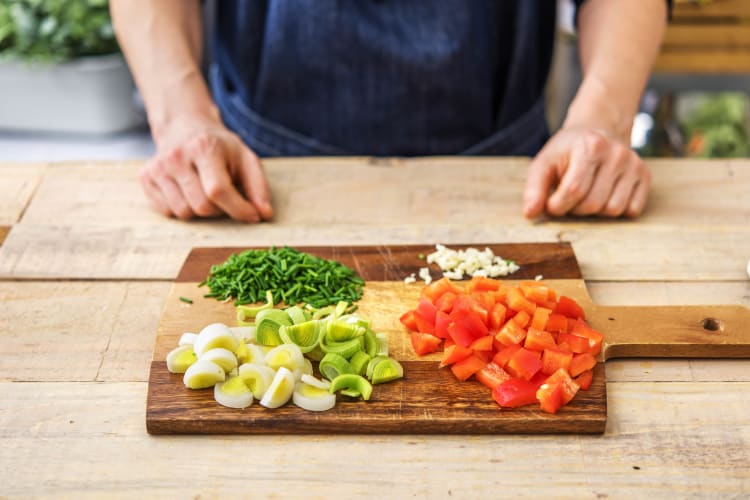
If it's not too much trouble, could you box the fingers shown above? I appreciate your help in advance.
[524,146,560,219]
[570,143,629,216]
[545,134,601,216]
[190,132,262,223]
[145,158,195,220]
[237,148,274,220]
[168,148,223,218]
[139,164,172,217]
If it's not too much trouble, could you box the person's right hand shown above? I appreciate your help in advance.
[140,115,273,223]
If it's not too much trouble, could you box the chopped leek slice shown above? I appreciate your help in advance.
[178,332,198,346]
[326,320,363,342]
[320,335,362,359]
[375,333,389,356]
[362,329,378,357]
[236,290,274,323]
[260,367,295,409]
[264,343,305,373]
[329,374,373,401]
[193,323,239,357]
[199,347,238,373]
[286,305,308,325]
[300,374,331,390]
[236,342,265,365]
[279,321,322,353]
[229,326,257,343]
[255,309,292,346]
[292,382,336,412]
[214,375,254,409]
[166,345,197,374]
[371,357,404,384]
[366,355,389,380]
[319,352,354,381]
[183,359,226,389]
[238,363,276,400]
[349,351,371,376]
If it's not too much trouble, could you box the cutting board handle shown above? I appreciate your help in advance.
[592,304,750,360]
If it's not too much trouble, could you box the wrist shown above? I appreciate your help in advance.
[562,75,636,145]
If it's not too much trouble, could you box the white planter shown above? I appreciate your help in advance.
[0,53,145,134]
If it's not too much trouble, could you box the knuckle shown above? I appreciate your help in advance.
[190,131,219,156]
[193,199,216,217]
[584,131,607,153]
[203,180,227,200]
[563,181,587,201]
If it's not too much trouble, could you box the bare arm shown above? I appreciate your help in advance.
[111,0,272,222]
[524,0,667,218]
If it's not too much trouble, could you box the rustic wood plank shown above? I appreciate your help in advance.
[14,159,750,227]
[0,281,169,383]
[1,381,748,498]
[1,221,747,281]
[0,226,8,246]
[1,159,747,280]
[0,163,46,224]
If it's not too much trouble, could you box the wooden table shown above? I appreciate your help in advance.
[1,157,748,498]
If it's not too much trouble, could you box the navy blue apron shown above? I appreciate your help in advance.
[210,1,555,157]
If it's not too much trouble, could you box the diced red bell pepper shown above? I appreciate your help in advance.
[410,331,442,356]
[556,295,585,320]
[434,291,457,314]
[448,308,488,345]
[541,348,573,375]
[413,309,435,335]
[489,302,507,332]
[433,310,451,339]
[507,287,537,316]
[557,332,591,354]
[530,306,551,332]
[512,310,531,328]
[575,369,594,390]
[544,368,580,405]
[493,378,540,408]
[571,319,604,355]
[467,276,503,292]
[416,296,437,324]
[524,328,557,352]
[495,319,527,346]
[399,310,418,331]
[475,362,511,390]
[506,347,543,381]
[439,342,472,368]
[545,313,568,334]
[469,334,494,352]
[421,277,460,303]
[450,353,486,382]
[492,344,522,369]
[536,381,564,414]
[520,283,550,305]
[569,352,597,377]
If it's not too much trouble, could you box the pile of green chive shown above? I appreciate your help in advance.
[200,246,365,308]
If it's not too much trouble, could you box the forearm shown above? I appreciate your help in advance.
[110,0,219,144]
[563,0,667,143]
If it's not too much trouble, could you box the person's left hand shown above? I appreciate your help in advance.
[523,127,651,219]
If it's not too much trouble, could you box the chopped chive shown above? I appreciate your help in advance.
[179,296,193,304]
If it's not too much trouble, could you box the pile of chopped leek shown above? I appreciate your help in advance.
[166,297,403,411]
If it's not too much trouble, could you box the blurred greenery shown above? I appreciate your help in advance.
[683,93,750,158]
[0,0,118,62]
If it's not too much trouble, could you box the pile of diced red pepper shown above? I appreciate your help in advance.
[399,277,603,414]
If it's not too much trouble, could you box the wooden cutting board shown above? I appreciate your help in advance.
[146,243,750,435]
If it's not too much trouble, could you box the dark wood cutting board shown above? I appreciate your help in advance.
[146,243,750,435]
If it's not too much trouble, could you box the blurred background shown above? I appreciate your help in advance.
[0,0,748,162]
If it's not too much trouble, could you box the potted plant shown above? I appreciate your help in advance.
[0,0,143,134]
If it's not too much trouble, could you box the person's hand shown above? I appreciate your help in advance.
[523,127,651,219]
[140,115,273,222]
